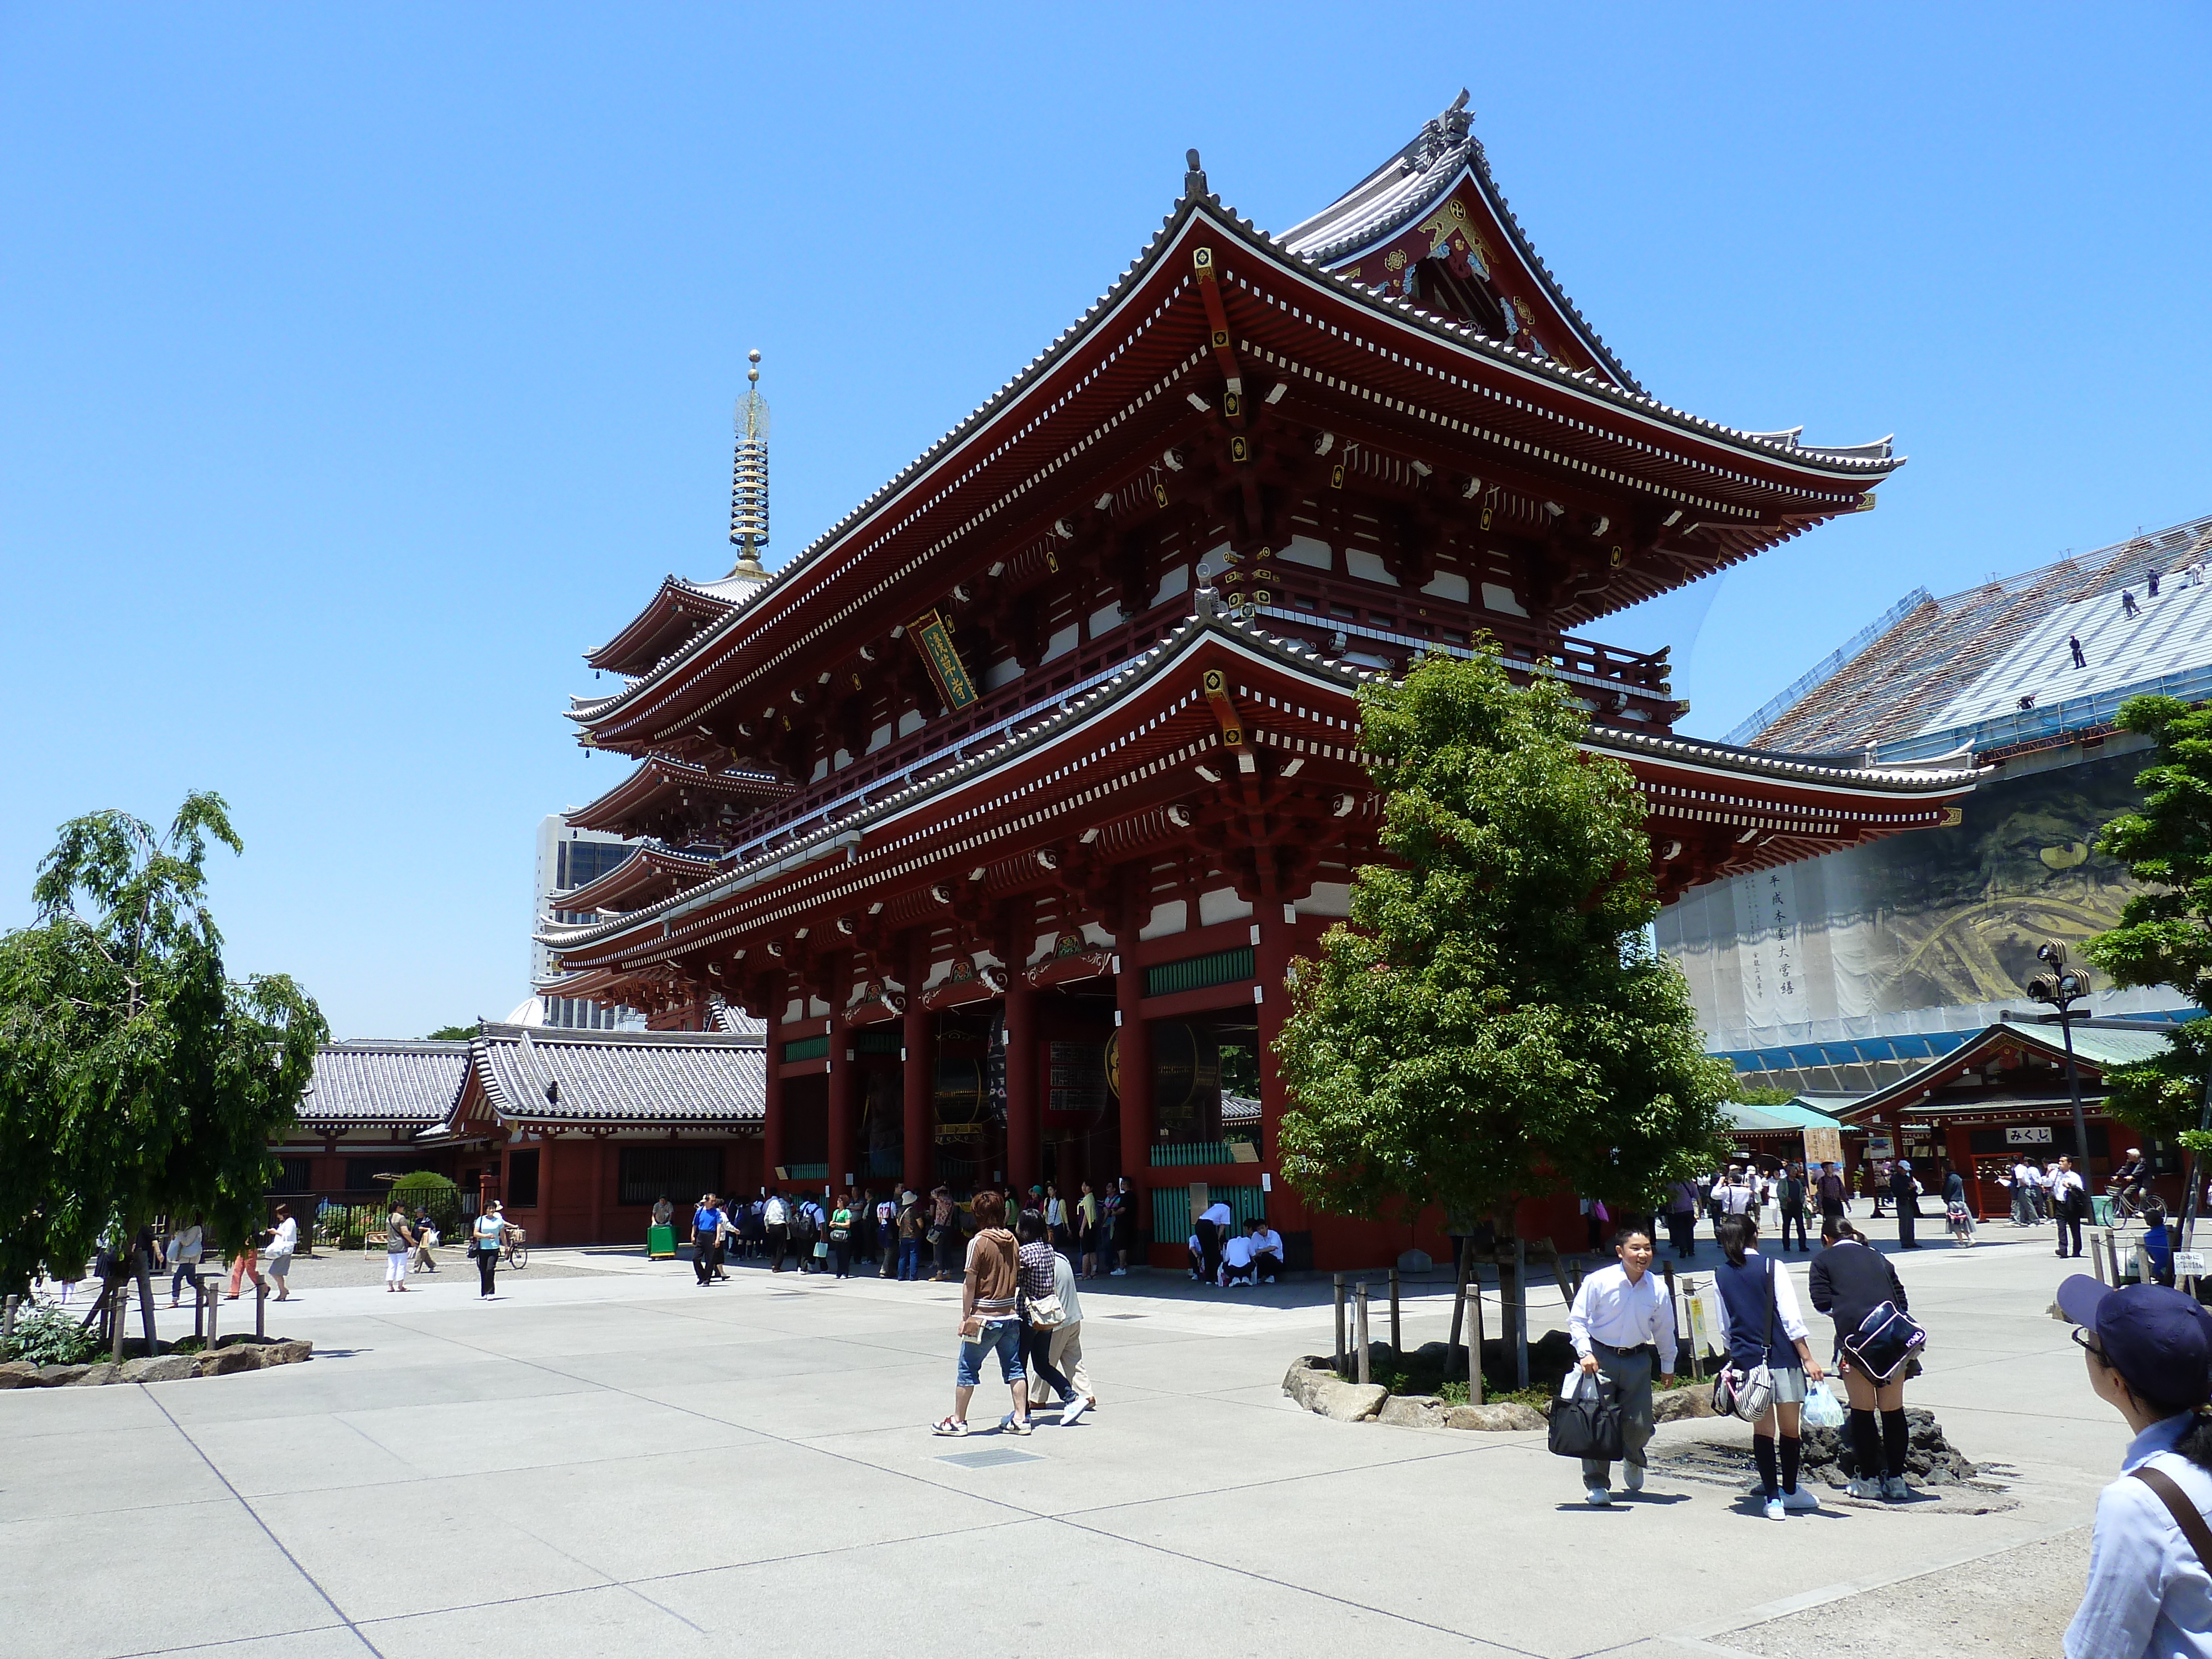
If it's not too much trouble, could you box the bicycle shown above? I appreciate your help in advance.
[501,1224,529,1270]
[2106,1185,2148,1229]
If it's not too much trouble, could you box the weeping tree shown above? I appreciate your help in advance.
[1276,650,1733,1376]
[2084,695,2212,1203]
[0,794,325,1343]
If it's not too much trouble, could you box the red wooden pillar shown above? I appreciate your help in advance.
[540,1134,557,1245]
[903,931,933,1196]
[1114,927,1152,1211]
[589,1135,606,1244]
[763,972,786,1190]
[1004,899,1040,1196]
[1944,1125,1983,1220]
[826,954,858,1197]
[1254,899,1296,1171]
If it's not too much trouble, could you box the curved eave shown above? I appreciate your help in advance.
[583,575,742,676]
[565,756,789,836]
[572,199,1898,746]
[556,843,719,915]
[544,598,1974,966]
[1286,148,1640,395]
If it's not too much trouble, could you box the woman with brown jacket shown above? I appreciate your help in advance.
[932,1190,1029,1436]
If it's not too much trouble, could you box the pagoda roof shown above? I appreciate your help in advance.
[570,152,1901,754]
[300,1040,471,1128]
[556,841,719,916]
[1282,92,1637,392]
[456,1022,765,1131]
[542,592,1977,970]
[1838,1018,2178,1125]
[586,572,771,679]
[565,754,789,838]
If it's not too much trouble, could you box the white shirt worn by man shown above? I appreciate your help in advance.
[1252,1227,1284,1259]
[2012,1161,2038,1190]
[1222,1234,1255,1268]
[1567,1262,1679,1373]
[1715,1181,1757,1216]
[1200,1202,1234,1229]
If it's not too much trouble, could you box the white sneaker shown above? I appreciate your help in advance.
[1108,1267,1126,1276]
[1623,1464,1645,1492]
[1848,1477,1882,1501]
[1061,1396,1091,1427]
[1585,1485,1611,1506]
[1782,1485,1819,1512]
[1881,1475,1911,1501]
[1764,1497,1787,1521]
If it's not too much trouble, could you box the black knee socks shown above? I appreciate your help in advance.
[1882,1408,1910,1480]
[1850,1408,1881,1479]
[1781,1434,1801,1494]
[1753,1433,1780,1499]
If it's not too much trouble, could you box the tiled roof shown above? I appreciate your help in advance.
[1281,92,1640,394]
[570,156,1900,738]
[471,1023,765,1126]
[302,1041,470,1125]
[540,591,1980,960]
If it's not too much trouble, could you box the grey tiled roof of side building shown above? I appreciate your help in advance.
[302,1041,472,1125]
[472,1023,765,1126]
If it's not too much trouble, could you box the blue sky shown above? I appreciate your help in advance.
[4,6,2207,1038]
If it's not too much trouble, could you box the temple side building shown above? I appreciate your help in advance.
[530,97,1978,1265]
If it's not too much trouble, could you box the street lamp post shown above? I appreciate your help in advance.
[2027,941,2094,1168]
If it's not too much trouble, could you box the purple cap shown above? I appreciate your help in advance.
[2058,1275,2212,1407]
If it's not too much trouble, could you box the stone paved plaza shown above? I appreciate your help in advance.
[4,1218,2127,1658]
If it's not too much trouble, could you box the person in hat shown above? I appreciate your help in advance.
[1890,1160,1923,1250]
[2058,1275,2212,1657]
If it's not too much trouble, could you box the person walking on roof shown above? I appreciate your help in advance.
[2071,635,2089,669]
[2123,590,2141,619]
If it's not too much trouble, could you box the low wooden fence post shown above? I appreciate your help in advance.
[1354,1281,1370,1386]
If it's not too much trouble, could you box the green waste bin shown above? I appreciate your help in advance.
[647,1224,676,1260]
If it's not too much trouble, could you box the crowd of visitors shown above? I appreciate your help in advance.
[667,1176,1150,1287]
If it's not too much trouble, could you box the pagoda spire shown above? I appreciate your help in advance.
[727,348,770,582]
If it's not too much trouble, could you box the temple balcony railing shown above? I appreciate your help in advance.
[693,578,1674,865]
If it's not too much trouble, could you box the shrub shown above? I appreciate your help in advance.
[3,1304,101,1366]
[389,1172,463,1238]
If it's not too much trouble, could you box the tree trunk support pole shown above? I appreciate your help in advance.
[1355,1281,1370,1385]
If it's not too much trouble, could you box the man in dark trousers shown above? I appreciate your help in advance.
[1891,1160,1924,1250]
[1777,1164,1809,1251]
[1816,1162,1849,1233]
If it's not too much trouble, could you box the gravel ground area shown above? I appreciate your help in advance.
[1714,1528,2091,1657]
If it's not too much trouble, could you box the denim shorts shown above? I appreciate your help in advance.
[956,1318,1022,1387]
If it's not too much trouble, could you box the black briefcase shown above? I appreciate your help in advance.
[1548,1374,1625,1460]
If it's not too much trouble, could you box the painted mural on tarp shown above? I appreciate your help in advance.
[1661,749,2159,1050]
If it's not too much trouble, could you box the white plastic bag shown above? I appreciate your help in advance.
[1801,1379,1846,1430]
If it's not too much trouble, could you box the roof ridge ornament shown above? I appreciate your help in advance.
[1183,148,1208,199]
[727,348,771,583]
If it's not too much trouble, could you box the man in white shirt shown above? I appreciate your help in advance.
[1567,1225,1679,1506]
[1714,1169,1757,1218]
[1195,1198,1234,1285]
[2052,1156,2089,1259]
[2011,1160,2042,1226]
[1250,1222,1285,1284]
[1220,1226,1257,1286]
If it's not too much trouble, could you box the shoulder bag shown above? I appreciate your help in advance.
[1714,1259,1780,1423]
[1548,1372,1625,1462]
[2133,1464,2212,1567]
[1841,1299,1927,1383]
[1022,1290,1067,1330]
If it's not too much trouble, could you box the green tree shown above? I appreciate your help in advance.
[425,1025,478,1042]
[0,794,326,1313]
[1275,650,1734,1233]
[2084,696,2212,1154]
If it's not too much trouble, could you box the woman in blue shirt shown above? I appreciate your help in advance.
[1713,1213,1825,1520]
[2059,1276,2212,1657]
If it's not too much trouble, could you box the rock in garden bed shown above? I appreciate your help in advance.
[0,1334,311,1389]
[1286,1348,1718,1435]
